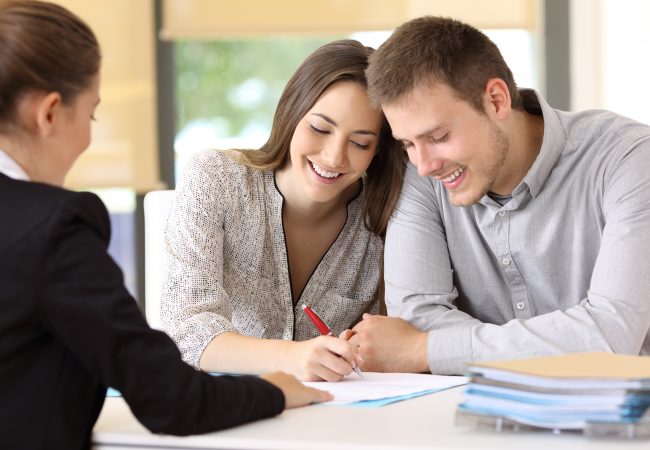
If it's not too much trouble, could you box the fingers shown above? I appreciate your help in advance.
[339,328,355,340]
[355,352,365,370]
[296,336,359,381]
[303,362,347,382]
[322,335,357,365]
[305,385,334,404]
[261,371,333,409]
[316,352,354,381]
[352,313,376,332]
[347,321,379,372]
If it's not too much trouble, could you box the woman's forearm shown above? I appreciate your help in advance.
[199,332,297,375]
[199,331,358,382]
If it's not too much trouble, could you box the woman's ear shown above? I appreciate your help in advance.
[34,91,63,137]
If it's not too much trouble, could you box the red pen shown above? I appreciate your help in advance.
[302,304,364,378]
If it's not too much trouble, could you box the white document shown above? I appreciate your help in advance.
[303,372,467,406]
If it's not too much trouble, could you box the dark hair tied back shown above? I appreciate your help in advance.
[0,0,100,130]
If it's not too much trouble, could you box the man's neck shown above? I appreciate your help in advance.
[492,109,545,195]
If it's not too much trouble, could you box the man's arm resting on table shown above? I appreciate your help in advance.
[368,149,650,375]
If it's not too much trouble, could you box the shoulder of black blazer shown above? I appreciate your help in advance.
[0,173,110,255]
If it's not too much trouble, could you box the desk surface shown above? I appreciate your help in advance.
[93,386,648,450]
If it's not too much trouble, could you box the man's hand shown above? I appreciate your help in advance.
[347,314,429,373]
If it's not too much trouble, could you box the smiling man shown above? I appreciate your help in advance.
[347,16,650,375]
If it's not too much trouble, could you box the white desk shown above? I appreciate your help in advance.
[93,386,647,450]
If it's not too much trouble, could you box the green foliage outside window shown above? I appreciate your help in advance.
[174,37,343,144]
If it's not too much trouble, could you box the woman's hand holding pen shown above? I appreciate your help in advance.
[285,336,359,382]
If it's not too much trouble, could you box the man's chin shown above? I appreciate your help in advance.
[447,189,486,207]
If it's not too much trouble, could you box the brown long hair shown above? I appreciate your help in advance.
[366,16,523,113]
[0,0,100,132]
[235,39,405,237]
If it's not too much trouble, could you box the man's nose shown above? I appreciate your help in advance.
[410,145,444,177]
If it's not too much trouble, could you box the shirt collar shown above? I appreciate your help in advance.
[519,89,566,198]
[0,149,30,181]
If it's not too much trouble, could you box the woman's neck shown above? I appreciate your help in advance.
[0,134,62,186]
[274,167,359,226]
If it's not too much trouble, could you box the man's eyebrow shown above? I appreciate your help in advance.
[415,125,445,140]
[393,124,445,142]
[311,113,378,136]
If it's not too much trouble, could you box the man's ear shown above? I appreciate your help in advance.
[483,78,511,120]
[34,91,63,137]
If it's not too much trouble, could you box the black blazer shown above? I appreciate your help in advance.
[0,173,284,450]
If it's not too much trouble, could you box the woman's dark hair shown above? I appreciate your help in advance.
[0,0,100,130]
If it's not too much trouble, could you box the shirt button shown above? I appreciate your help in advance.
[501,257,511,266]
[498,211,506,217]
[516,302,525,310]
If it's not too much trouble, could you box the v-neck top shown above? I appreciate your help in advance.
[160,149,382,368]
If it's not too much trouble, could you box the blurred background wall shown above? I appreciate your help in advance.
[51,0,650,310]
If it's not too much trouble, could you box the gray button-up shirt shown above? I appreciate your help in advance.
[161,150,381,368]
[385,90,650,375]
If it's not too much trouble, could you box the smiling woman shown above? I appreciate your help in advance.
[160,39,406,382]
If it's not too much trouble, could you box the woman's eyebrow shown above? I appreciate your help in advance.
[311,113,378,136]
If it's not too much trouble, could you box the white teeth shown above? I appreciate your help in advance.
[442,167,465,183]
[310,161,341,179]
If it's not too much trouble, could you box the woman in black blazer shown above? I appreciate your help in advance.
[0,2,329,449]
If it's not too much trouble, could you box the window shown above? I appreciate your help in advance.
[602,0,650,123]
[174,36,341,181]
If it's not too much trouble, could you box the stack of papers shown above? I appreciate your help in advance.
[458,352,650,431]
[304,372,467,407]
